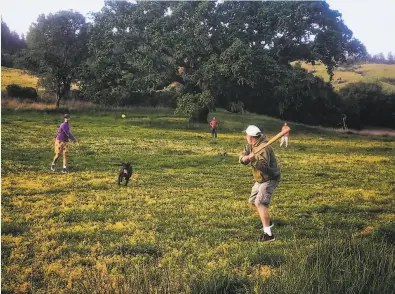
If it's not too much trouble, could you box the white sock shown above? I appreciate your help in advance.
[63,166,67,169]
[263,226,272,236]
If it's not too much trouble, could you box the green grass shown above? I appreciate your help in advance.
[2,107,395,293]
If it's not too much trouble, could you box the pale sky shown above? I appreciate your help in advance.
[1,0,394,55]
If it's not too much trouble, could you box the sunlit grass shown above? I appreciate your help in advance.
[1,67,38,91]
[1,67,79,94]
[2,106,395,293]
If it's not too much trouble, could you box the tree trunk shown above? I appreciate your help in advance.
[188,105,210,123]
[56,92,62,108]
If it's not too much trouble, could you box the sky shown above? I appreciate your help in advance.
[1,0,394,56]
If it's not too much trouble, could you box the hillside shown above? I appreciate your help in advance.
[1,67,78,93]
[2,107,395,293]
[1,67,39,91]
[294,62,395,92]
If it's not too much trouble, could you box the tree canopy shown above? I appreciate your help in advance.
[79,0,366,123]
[1,20,27,67]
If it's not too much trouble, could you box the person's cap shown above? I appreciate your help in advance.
[64,114,71,119]
[244,125,262,136]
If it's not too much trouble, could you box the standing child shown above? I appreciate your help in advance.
[209,117,219,138]
[51,114,77,173]
[280,122,290,147]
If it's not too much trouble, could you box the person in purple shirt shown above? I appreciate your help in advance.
[51,114,77,173]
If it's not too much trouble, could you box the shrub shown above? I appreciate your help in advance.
[227,101,245,114]
[175,91,214,123]
[116,91,178,108]
[69,89,86,101]
[6,84,38,100]
[1,53,14,67]
[277,66,343,127]
[339,82,395,129]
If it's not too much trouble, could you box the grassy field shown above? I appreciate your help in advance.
[294,62,395,92]
[2,106,395,293]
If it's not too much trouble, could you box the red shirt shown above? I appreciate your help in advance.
[210,119,218,128]
[281,125,290,136]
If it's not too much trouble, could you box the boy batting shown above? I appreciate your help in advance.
[239,125,281,242]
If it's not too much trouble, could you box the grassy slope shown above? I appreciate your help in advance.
[2,108,395,293]
[1,67,78,92]
[295,62,395,92]
[1,67,39,91]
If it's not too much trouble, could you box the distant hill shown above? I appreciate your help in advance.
[1,67,38,91]
[293,62,395,93]
[1,67,79,93]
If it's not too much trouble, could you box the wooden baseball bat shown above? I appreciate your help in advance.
[253,126,291,154]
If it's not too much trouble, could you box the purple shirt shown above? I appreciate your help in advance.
[56,122,76,142]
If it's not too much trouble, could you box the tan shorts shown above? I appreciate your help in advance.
[55,140,69,154]
[249,180,279,207]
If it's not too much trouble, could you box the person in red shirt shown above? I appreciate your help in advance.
[209,117,219,138]
[280,122,290,147]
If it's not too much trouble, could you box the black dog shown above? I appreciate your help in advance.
[118,162,133,186]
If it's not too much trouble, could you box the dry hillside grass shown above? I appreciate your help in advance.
[294,62,395,92]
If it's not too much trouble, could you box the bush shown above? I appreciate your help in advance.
[339,82,395,129]
[69,89,86,101]
[1,53,14,67]
[276,66,343,127]
[116,91,178,108]
[175,91,214,123]
[6,84,38,100]
[227,101,245,114]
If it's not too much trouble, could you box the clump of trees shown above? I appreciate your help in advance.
[1,20,26,67]
[13,1,395,129]
[340,82,395,129]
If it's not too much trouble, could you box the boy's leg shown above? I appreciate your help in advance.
[53,153,60,164]
[61,142,69,172]
[52,140,61,171]
[255,180,279,239]
[63,152,67,168]
[285,136,288,147]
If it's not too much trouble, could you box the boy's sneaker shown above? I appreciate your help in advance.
[259,233,275,242]
[62,168,68,174]
[51,164,56,171]
[255,220,274,229]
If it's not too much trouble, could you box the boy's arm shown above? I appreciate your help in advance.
[239,145,251,165]
[61,124,77,142]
